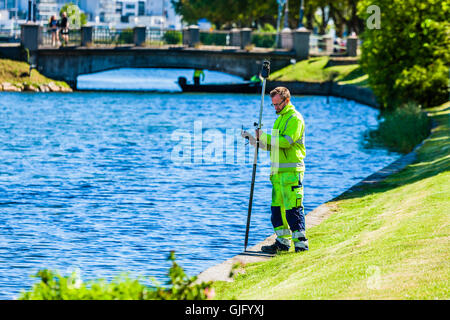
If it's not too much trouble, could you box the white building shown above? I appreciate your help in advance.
[79,0,120,24]
[145,0,180,29]
[0,0,19,19]
[12,0,181,27]
[116,0,145,23]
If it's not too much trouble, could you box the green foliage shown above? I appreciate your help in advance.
[358,0,450,108]
[258,23,276,33]
[200,32,227,46]
[163,30,183,44]
[251,32,276,48]
[171,0,362,34]
[19,251,213,300]
[19,45,30,63]
[365,102,431,153]
[171,0,277,29]
[60,2,87,28]
[118,28,134,44]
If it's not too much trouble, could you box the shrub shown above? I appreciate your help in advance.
[163,30,182,44]
[364,102,431,154]
[358,0,450,109]
[19,251,213,300]
[251,33,276,48]
[200,32,227,46]
[118,28,134,44]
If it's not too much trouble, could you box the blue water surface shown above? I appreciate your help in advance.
[0,88,399,299]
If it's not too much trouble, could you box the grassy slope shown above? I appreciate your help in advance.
[269,56,369,87]
[0,58,70,88]
[214,102,449,300]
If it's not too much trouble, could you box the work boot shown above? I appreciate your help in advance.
[294,239,309,253]
[261,240,290,254]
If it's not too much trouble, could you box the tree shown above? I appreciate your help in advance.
[60,2,87,28]
[171,0,278,29]
[358,0,450,108]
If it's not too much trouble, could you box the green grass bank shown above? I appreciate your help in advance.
[269,56,369,87]
[0,58,71,92]
[214,102,449,299]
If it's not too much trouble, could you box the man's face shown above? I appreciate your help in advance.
[271,94,288,113]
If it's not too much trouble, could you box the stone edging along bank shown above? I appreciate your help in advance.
[0,81,73,93]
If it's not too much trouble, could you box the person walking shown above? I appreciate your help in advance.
[59,12,69,46]
[242,87,308,253]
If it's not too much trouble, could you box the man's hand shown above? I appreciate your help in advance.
[241,130,257,146]
[255,128,262,140]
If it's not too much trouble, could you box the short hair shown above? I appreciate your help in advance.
[270,87,291,100]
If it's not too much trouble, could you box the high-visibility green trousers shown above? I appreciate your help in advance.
[270,171,308,250]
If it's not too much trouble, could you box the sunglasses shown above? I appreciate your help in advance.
[271,99,286,108]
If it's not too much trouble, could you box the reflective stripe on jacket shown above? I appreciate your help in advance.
[259,103,306,173]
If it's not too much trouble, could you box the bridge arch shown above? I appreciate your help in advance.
[36,47,294,88]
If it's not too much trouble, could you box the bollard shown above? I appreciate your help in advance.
[182,27,189,45]
[134,26,146,46]
[240,28,252,50]
[322,35,333,54]
[281,28,293,50]
[187,25,200,47]
[346,34,358,56]
[20,23,41,51]
[81,26,93,47]
[230,28,241,47]
[293,27,310,60]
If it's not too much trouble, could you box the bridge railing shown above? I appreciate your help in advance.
[40,27,81,46]
[21,24,358,57]
[310,34,349,55]
[251,32,277,48]
[0,27,21,43]
[196,30,277,49]
[93,27,134,45]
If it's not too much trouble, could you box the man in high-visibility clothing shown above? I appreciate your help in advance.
[245,87,308,253]
[193,69,205,86]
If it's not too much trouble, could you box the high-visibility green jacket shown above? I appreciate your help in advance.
[259,103,306,173]
[194,69,205,78]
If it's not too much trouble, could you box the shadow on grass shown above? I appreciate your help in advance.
[338,66,365,82]
[336,104,450,202]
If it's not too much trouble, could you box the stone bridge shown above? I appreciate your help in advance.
[17,23,358,89]
[35,46,295,88]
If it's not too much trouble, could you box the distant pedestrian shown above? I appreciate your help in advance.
[49,15,59,47]
[59,12,69,46]
[193,69,205,86]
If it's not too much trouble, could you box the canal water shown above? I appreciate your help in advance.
[0,69,399,299]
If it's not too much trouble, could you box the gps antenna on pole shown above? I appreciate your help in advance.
[244,60,270,252]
